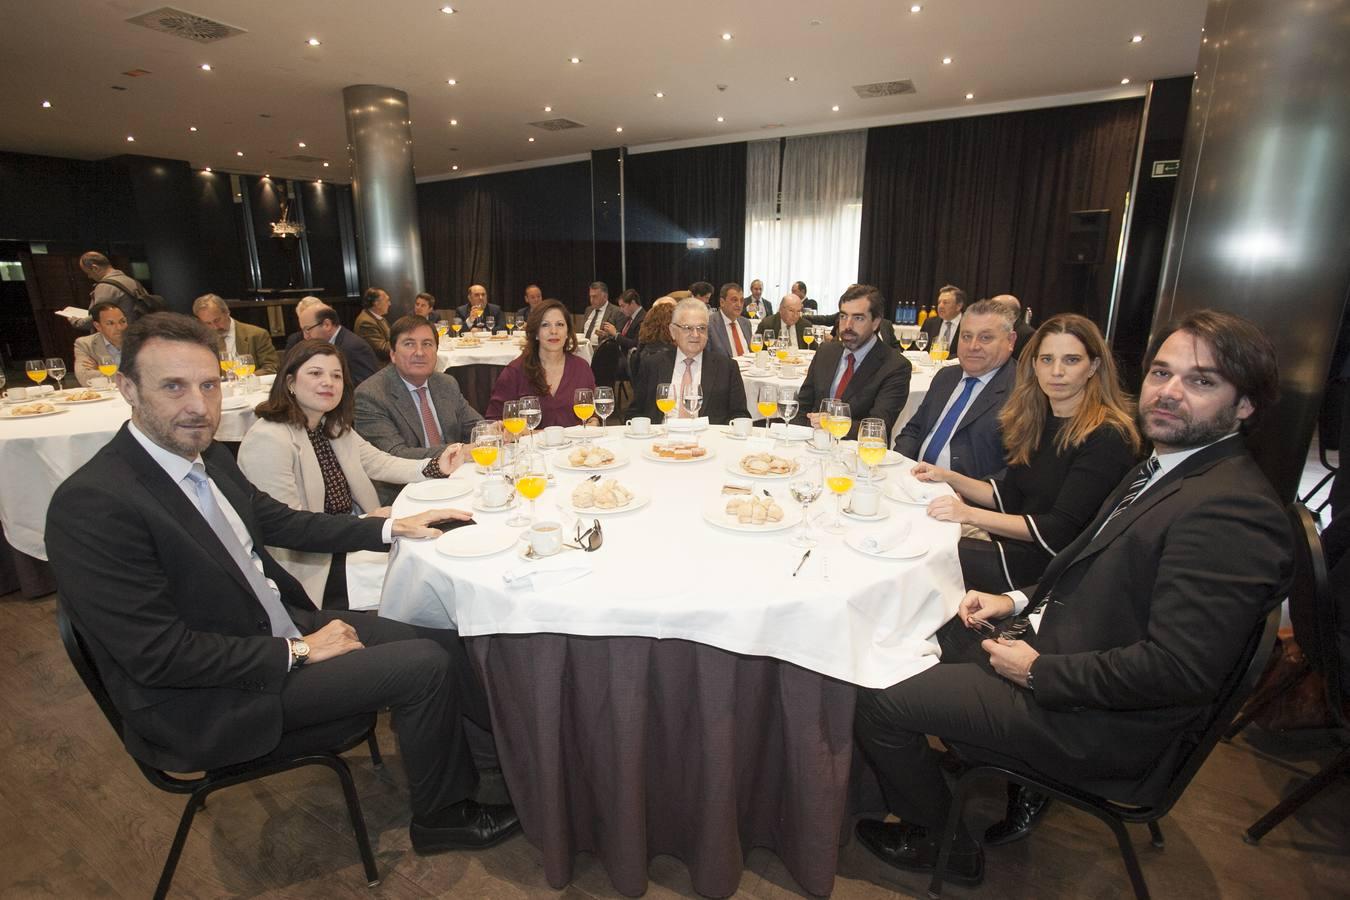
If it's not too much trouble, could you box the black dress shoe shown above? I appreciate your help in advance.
[410,800,521,854]
[984,783,1051,846]
[855,819,984,887]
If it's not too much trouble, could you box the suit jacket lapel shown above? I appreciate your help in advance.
[292,427,326,511]
[387,373,424,442]
[953,363,1011,434]
[842,344,886,403]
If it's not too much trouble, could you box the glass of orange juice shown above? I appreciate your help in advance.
[25,359,47,386]
[655,382,676,428]
[502,399,527,446]
[470,422,502,475]
[823,399,852,451]
[572,387,595,446]
[512,449,548,527]
[756,383,779,434]
[824,454,855,533]
[97,353,118,379]
[857,417,888,481]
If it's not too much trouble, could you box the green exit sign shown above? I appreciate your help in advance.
[1151,160,1181,178]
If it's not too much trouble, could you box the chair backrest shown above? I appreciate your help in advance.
[1292,502,1347,727]
[590,339,622,387]
[55,598,127,737]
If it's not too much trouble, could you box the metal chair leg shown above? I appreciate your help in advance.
[926,779,975,899]
[1107,816,1150,900]
[1147,820,1165,849]
[154,788,205,900]
[316,754,381,886]
[1244,747,1350,844]
[366,732,384,769]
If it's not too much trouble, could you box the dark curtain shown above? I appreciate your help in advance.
[417,161,593,314]
[859,99,1144,328]
[624,143,747,299]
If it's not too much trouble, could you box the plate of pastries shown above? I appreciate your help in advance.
[0,401,64,418]
[729,452,800,479]
[568,478,649,515]
[56,389,113,404]
[642,441,714,463]
[702,491,801,533]
[555,445,628,471]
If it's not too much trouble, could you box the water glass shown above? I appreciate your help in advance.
[789,458,823,548]
[45,357,67,387]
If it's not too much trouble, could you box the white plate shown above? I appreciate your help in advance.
[405,479,475,502]
[54,394,116,405]
[563,424,608,439]
[725,454,802,479]
[881,479,940,507]
[553,447,629,472]
[844,530,929,560]
[621,429,657,440]
[221,396,253,411]
[641,445,716,463]
[537,438,576,450]
[434,524,519,558]
[566,488,651,517]
[0,406,68,419]
[701,495,802,534]
[805,442,836,455]
[843,505,892,522]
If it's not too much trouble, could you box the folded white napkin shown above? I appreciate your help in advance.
[861,521,912,553]
[502,557,593,590]
[31,385,55,396]
[664,416,709,431]
[768,423,812,441]
[894,469,941,502]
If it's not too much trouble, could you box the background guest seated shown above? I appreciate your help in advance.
[914,314,1140,593]
[193,293,280,374]
[758,294,810,350]
[486,300,596,428]
[355,286,392,357]
[297,303,382,386]
[414,291,443,326]
[630,297,749,425]
[73,300,127,386]
[285,295,325,349]
[628,298,676,388]
[455,284,503,333]
[239,340,469,609]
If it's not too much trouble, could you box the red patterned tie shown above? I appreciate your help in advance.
[834,353,856,399]
[415,386,443,446]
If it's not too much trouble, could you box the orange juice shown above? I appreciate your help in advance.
[803,334,815,346]
[656,398,676,415]
[97,364,117,377]
[470,445,499,467]
[572,403,595,422]
[757,401,778,418]
[515,475,547,500]
[219,359,236,373]
[824,416,851,438]
[236,364,255,378]
[775,348,789,361]
[750,341,763,353]
[858,442,887,467]
[930,348,949,362]
[26,370,46,384]
[503,416,527,435]
[452,323,463,334]
[826,475,854,494]
[505,322,515,332]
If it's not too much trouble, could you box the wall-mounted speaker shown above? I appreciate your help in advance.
[1068,209,1110,265]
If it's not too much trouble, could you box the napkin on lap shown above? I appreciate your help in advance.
[502,557,593,590]
[664,416,709,431]
[861,521,912,554]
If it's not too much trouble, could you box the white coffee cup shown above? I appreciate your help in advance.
[481,478,514,508]
[730,417,753,437]
[543,425,566,446]
[812,427,833,450]
[778,363,798,378]
[88,376,110,390]
[850,484,881,517]
[528,521,563,557]
[3,387,30,402]
[628,416,652,435]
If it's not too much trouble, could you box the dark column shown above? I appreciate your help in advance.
[591,147,625,301]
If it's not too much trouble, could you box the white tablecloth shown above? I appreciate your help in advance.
[0,385,269,560]
[436,334,593,372]
[380,427,964,688]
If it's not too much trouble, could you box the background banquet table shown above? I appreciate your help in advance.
[0,383,270,561]
[381,426,963,896]
[435,333,593,411]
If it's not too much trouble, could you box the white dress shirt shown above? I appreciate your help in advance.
[935,313,962,348]
[584,302,611,338]
[827,334,879,398]
[720,312,746,354]
[916,362,1004,469]
[669,350,705,411]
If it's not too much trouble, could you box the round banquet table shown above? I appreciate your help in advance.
[380,426,963,897]
[435,333,594,412]
[0,383,271,561]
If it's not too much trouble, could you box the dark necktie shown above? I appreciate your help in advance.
[1102,456,1162,527]
[922,376,978,464]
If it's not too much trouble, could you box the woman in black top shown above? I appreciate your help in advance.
[913,314,1141,592]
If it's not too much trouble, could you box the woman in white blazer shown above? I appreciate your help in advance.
[238,340,469,609]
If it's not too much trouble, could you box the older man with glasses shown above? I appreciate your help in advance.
[631,298,750,425]
[296,304,383,386]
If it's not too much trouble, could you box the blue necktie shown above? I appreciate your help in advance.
[922,376,978,465]
[185,464,300,639]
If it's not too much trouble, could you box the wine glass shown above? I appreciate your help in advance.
[502,399,527,450]
[435,321,449,341]
[778,387,800,444]
[749,332,764,355]
[761,329,775,349]
[509,449,547,528]
[655,383,675,429]
[857,417,888,482]
[789,458,823,548]
[486,315,496,334]
[930,336,950,364]
[504,312,516,333]
[520,395,543,449]
[451,316,464,336]
[914,332,929,354]
[235,354,255,389]
[96,352,118,380]
[756,383,779,435]
[680,383,703,419]
[594,386,615,434]
[45,357,67,388]
[824,454,856,534]
[470,421,503,475]
[802,327,816,348]
[825,399,852,451]
[572,387,595,446]
[25,359,47,386]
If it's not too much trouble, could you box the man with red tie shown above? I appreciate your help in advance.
[793,284,912,440]
[599,289,646,351]
[705,283,752,358]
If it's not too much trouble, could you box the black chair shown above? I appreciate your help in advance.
[56,601,383,898]
[1242,504,1349,843]
[926,605,1282,900]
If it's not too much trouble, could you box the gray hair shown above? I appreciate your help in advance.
[296,295,324,314]
[963,298,1016,332]
[192,293,229,317]
[672,297,710,323]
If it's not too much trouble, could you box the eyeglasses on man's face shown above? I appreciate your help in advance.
[673,323,709,335]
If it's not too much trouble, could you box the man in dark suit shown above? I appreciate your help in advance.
[46,313,519,856]
[354,316,484,502]
[894,299,1016,478]
[414,291,444,326]
[580,281,625,341]
[852,310,1291,888]
[791,280,819,311]
[454,284,503,333]
[285,296,326,350]
[631,297,750,425]
[793,285,911,440]
[706,283,753,358]
[598,288,646,351]
[299,303,382,386]
[991,294,1037,360]
[758,294,810,350]
[921,284,966,358]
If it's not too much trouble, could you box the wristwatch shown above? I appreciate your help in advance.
[288,638,310,669]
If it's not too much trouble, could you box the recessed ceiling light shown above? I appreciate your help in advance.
[786,75,797,82]
[236,150,244,157]
[1121,77,1131,85]
[41,100,51,108]
[528,137,535,142]
[449,118,458,125]
[831,105,840,112]
[716,116,725,122]
[446,78,457,85]
[1131,34,1144,43]
[126,135,135,142]
[722,32,733,41]
[316,179,322,185]
[942,57,952,65]
[441,5,455,13]
[965,92,975,100]
[655,91,664,98]
[200,63,212,71]
[615,126,623,133]
[264,173,270,178]
[543,105,552,112]
[911,4,922,12]
[189,125,197,132]
[307,38,321,46]
[323,161,330,167]
[297,141,306,148]
[452,164,459,170]
[203,167,212,173]
[569,57,581,64]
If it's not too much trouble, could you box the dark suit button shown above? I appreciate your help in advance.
[257,621,269,632]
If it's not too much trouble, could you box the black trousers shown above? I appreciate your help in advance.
[280,611,488,820]
[853,621,1054,831]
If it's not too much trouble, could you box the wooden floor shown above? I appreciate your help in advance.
[2,589,1346,900]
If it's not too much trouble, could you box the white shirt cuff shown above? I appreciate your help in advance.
[1007,590,1030,615]
[381,518,394,544]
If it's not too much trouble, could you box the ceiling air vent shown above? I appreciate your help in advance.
[852,79,917,99]
[529,118,586,132]
[281,154,327,163]
[126,7,247,43]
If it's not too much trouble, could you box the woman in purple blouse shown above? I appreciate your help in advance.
[487,299,597,428]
